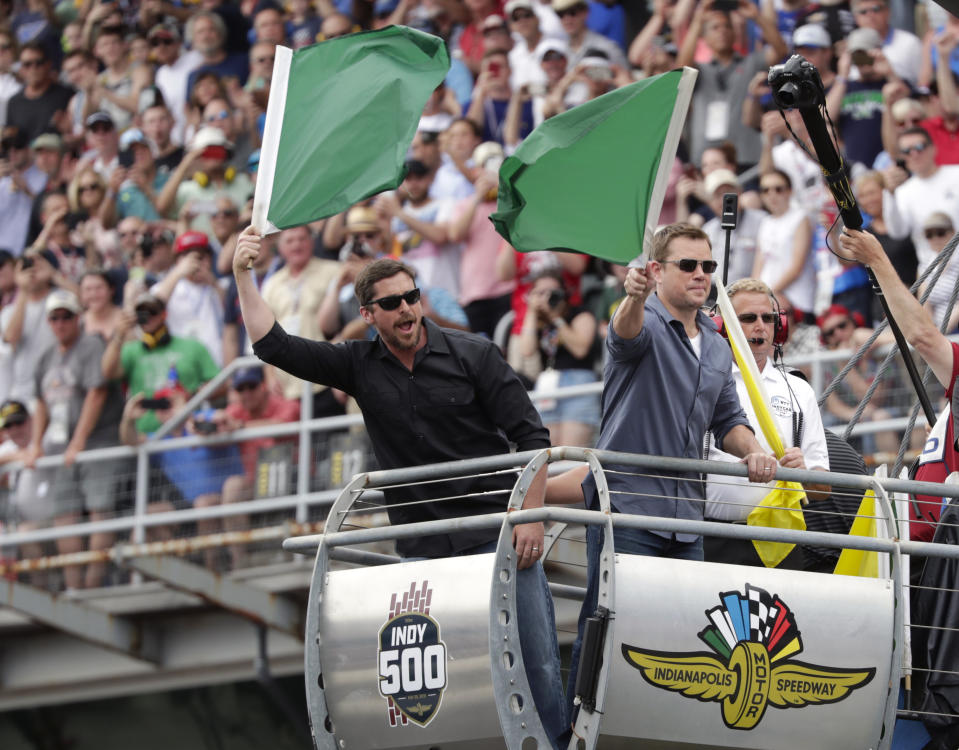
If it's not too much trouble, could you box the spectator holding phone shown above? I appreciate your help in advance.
[513,269,600,446]
[156,126,253,236]
[101,291,220,438]
[150,231,226,365]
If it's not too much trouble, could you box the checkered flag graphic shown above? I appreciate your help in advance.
[747,584,777,642]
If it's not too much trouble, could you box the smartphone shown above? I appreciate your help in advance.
[851,49,873,67]
[20,256,33,270]
[141,397,171,410]
[118,148,135,168]
[585,66,613,82]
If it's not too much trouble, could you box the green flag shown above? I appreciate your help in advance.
[252,26,449,233]
[490,68,696,264]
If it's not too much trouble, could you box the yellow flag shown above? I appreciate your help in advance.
[715,282,806,567]
[833,490,879,577]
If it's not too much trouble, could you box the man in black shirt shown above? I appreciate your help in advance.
[233,226,568,746]
[7,43,73,144]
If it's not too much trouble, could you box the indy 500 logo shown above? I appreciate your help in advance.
[378,581,448,727]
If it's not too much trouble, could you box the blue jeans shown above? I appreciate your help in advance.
[469,540,569,749]
[566,524,703,720]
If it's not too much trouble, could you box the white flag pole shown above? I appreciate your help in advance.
[251,45,293,236]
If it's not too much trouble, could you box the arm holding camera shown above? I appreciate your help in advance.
[101,309,135,380]
[2,259,40,348]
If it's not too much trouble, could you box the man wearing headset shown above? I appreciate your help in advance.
[703,277,831,568]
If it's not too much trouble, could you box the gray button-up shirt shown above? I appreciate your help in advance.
[585,294,750,541]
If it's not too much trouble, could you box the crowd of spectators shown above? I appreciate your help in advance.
[0,0,956,585]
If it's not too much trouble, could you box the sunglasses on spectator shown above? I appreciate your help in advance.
[925,227,952,239]
[663,258,718,273]
[205,110,230,122]
[738,312,777,324]
[901,142,929,155]
[511,10,535,20]
[150,36,175,46]
[896,117,923,127]
[760,184,789,194]
[235,382,260,392]
[213,208,238,219]
[20,58,45,68]
[557,4,586,17]
[822,319,851,338]
[254,55,275,65]
[79,183,102,193]
[855,3,884,13]
[352,231,379,240]
[48,312,76,322]
[90,123,113,133]
[368,288,421,311]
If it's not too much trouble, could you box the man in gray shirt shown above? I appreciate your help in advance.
[562,223,784,709]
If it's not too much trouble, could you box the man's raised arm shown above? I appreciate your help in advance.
[233,226,277,344]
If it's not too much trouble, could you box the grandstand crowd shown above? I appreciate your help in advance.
[0,0,957,586]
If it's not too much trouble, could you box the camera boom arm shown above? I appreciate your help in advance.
[767,55,935,424]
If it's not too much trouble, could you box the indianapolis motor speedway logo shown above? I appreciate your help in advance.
[622,584,876,730]
[378,580,448,727]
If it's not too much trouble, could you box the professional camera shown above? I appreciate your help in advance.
[767,55,824,110]
[547,289,566,309]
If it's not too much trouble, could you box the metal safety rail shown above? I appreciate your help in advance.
[283,446,959,750]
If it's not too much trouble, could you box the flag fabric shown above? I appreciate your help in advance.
[833,489,880,577]
[715,281,807,568]
[489,67,697,264]
[252,26,449,233]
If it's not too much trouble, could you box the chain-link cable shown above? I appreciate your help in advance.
[818,234,959,413]
[839,237,957,441]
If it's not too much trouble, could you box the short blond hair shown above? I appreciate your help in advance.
[727,277,774,299]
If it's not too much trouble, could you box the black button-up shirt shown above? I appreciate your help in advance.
[254,318,550,556]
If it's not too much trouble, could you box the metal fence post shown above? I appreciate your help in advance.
[296,379,313,523]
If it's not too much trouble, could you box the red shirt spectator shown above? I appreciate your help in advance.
[223,366,300,479]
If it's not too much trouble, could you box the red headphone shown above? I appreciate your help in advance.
[710,308,789,346]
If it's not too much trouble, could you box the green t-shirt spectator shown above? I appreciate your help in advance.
[120,335,219,433]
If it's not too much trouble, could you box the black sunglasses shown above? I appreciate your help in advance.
[235,382,259,392]
[738,312,777,324]
[925,227,952,239]
[557,4,585,17]
[901,142,928,155]
[368,287,421,311]
[663,258,718,273]
[822,319,851,338]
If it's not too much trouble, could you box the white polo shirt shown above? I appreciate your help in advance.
[705,359,830,522]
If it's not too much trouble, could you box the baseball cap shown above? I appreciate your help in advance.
[792,24,831,49]
[45,289,82,316]
[134,291,165,312]
[703,168,740,196]
[233,366,265,388]
[553,0,585,12]
[473,141,505,171]
[0,400,28,428]
[345,206,379,234]
[174,230,212,254]
[481,14,508,32]
[374,0,399,15]
[147,22,180,42]
[923,212,954,232]
[31,133,63,152]
[816,303,853,328]
[119,128,148,150]
[539,40,569,61]
[404,158,430,176]
[85,111,115,130]
[506,0,534,14]
[190,126,233,151]
[847,27,882,53]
